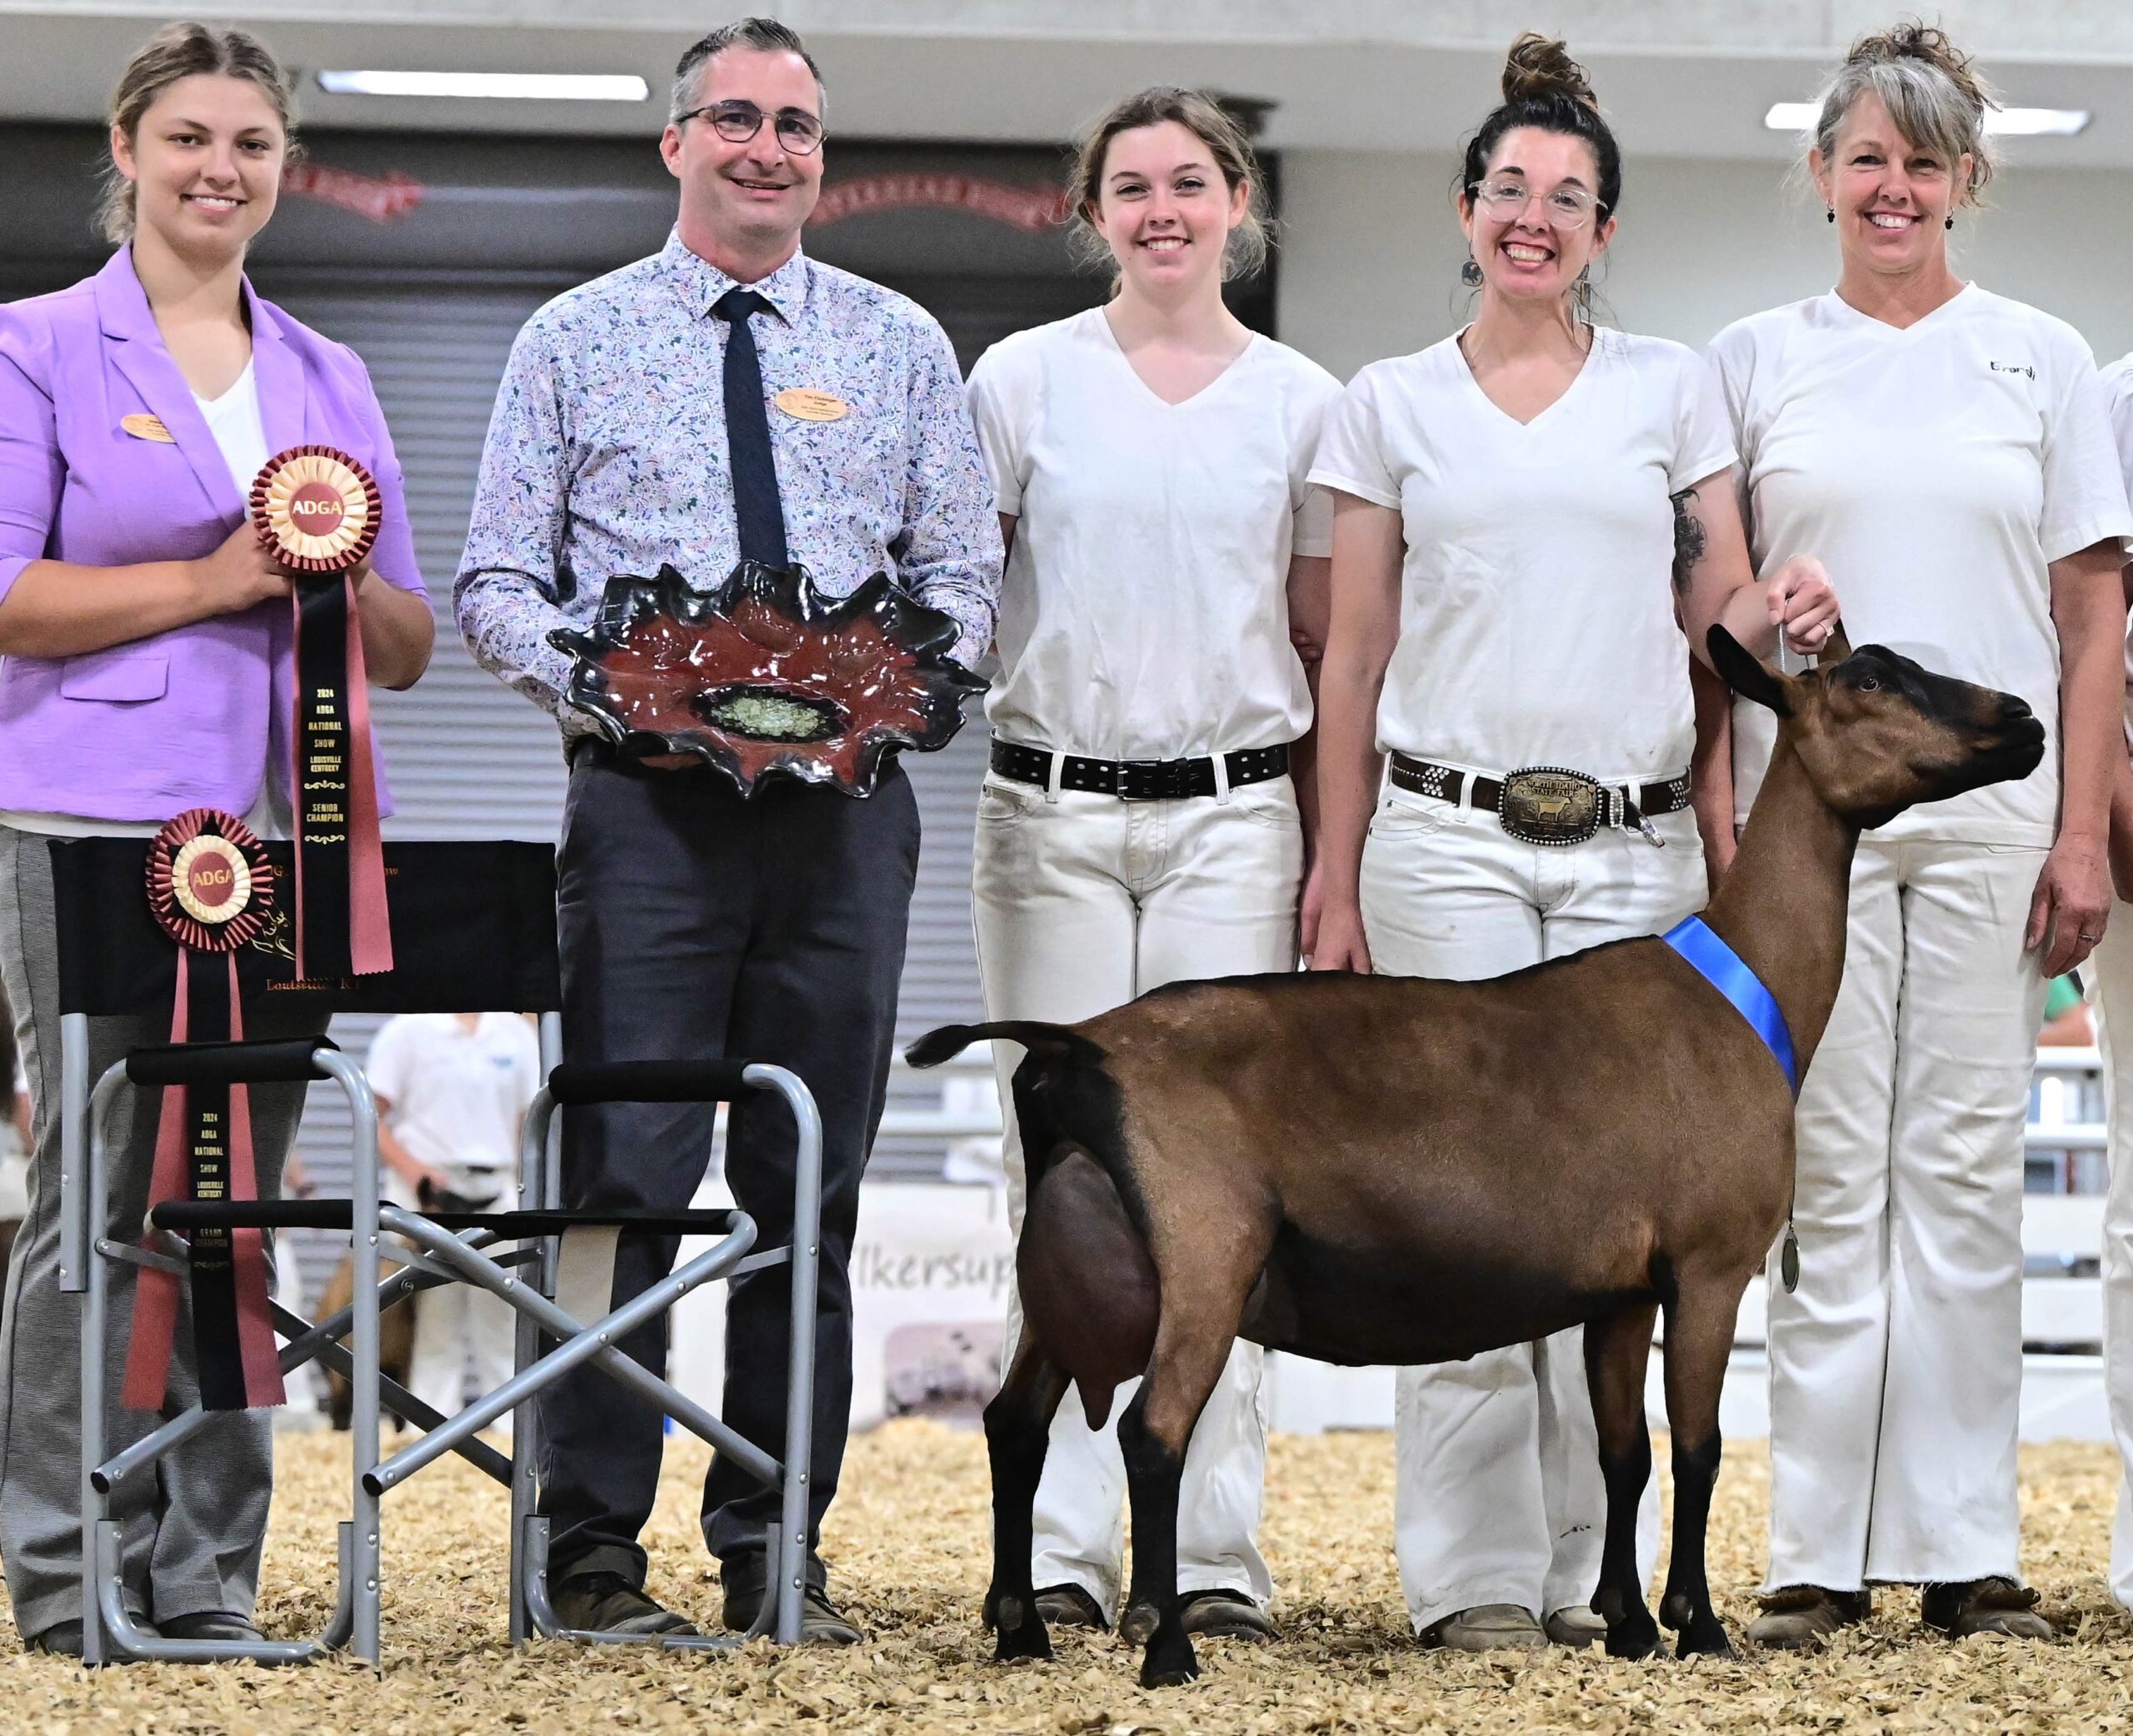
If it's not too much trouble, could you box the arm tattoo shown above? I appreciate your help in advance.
[1670,485,1708,596]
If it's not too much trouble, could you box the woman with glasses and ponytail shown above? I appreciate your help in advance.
[1307,35,1837,1652]
[1711,24,2131,1649]
[962,87,1341,1646]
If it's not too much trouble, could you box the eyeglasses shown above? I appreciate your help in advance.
[675,99,826,156]
[1470,177,1601,229]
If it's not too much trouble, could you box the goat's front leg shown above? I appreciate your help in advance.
[1117,1325,1236,1689]
[1657,1284,1740,1659]
[983,1338,1071,1662]
[1583,1300,1662,1659]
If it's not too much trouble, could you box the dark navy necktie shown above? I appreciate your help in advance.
[713,287,790,569]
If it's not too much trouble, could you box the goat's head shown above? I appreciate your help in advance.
[1710,624,2045,829]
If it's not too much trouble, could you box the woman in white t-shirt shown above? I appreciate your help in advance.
[1309,36,1837,1654]
[1707,25,2133,1649]
[964,87,1339,1645]
[2095,354,2133,1619]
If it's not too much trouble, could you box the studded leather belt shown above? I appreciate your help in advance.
[1387,753,1691,847]
[989,740,1291,801]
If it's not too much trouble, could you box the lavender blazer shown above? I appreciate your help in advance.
[0,247,425,821]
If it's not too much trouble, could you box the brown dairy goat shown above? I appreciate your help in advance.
[909,627,2045,1687]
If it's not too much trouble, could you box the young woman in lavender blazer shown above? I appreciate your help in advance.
[0,23,432,1654]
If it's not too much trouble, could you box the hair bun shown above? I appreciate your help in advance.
[1846,22,1986,115]
[1501,32,1597,112]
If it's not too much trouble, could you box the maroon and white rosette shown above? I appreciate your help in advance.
[122,811,285,1411]
[250,445,392,983]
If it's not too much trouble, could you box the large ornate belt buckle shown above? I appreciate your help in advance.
[1498,766,1604,846]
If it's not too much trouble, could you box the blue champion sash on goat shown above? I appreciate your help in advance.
[1661,915,1798,1098]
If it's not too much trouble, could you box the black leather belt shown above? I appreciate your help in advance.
[1388,753,1691,847]
[990,740,1290,801]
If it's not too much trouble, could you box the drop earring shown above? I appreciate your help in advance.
[1461,253,1483,287]
[1944,214,1954,230]
[1826,207,1836,223]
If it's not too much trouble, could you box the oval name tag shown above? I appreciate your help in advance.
[122,412,177,444]
[776,387,849,422]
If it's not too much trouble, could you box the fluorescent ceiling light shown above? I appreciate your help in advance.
[1763,101,2088,136]
[316,71,650,102]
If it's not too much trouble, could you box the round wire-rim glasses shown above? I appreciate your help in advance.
[676,99,827,156]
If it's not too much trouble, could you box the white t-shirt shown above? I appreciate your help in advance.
[966,307,1340,760]
[1711,287,2133,846]
[0,359,284,841]
[2106,353,2133,745]
[1308,326,1734,778]
[367,1012,542,1172]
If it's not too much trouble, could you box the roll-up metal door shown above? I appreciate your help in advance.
[262,275,995,1288]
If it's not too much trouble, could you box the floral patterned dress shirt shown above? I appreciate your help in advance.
[456,232,1002,731]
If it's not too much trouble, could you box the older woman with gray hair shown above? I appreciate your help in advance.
[1706,22,2133,1646]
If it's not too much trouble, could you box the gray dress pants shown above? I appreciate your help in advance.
[0,826,316,1639]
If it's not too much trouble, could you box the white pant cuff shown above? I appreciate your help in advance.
[1408,1579,1541,1636]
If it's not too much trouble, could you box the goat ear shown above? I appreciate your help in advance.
[1707,625,1792,717]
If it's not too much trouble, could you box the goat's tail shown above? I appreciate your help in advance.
[905,1020,1101,1070]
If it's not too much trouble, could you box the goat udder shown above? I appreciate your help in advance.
[1018,1148,1158,1428]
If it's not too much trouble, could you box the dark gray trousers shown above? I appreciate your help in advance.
[537,746,917,1589]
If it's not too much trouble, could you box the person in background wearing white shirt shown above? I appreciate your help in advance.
[1706,24,2133,1648]
[367,1012,542,1432]
[2091,350,2133,1617]
[962,87,1340,1645]
[1308,35,1836,1654]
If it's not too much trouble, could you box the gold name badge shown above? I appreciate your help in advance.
[122,412,177,444]
[776,387,849,422]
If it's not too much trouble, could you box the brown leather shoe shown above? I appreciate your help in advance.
[1034,1583,1108,1631]
[1177,1589,1274,1642]
[720,1576,864,1645]
[552,1571,698,1638]
[1745,1585,1871,1650]
[1921,1577,2055,1640]
[1421,1604,1547,1651]
[1543,1604,1608,1647]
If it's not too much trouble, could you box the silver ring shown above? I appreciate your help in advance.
[2080,931,2103,943]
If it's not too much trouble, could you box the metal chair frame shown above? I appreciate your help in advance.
[56,840,826,1665]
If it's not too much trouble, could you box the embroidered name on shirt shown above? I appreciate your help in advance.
[122,412,177,443]
[1988,361,2036,379]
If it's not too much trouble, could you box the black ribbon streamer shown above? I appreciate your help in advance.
[293,573,354,980]
[182,956,246,1411]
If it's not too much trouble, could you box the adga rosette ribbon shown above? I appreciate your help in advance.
[250,445,392,981]
[122,811,285,1411]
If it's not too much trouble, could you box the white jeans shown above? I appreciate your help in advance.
[1764,839,2046,1591]
[1360,790,1705,1633]
[2089,899,2133,1609]
[972,769,1303,1615]
[407,1161,518,1434]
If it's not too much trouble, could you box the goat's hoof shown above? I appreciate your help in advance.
[1604,1620,1663,1660]
[1139,1648,1201,1689]
[1117,1599,1160,1647]
[1675,1619,1736,1660]
[993,1620,1053,1664]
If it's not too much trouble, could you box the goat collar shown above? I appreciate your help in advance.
[1661,915,1799,1098]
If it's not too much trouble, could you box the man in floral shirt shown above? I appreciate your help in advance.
[457,16,1000,1643]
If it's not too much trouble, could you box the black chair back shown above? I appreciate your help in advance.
[50,840,561,1019]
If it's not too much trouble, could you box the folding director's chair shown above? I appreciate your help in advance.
[54,838,822,1664]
